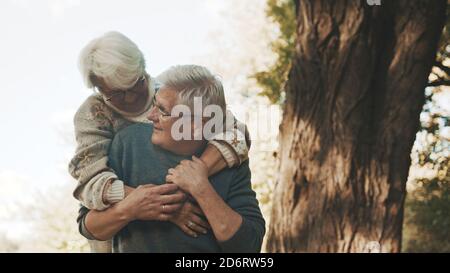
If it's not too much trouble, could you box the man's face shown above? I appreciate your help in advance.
[148,87,207,155]
[148,88,177,148]
[148,87,179,149]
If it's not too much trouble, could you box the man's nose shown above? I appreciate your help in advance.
[147,106,159,122]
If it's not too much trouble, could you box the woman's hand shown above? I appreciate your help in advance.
[117,183,186,221]
[169,201,211,237]
[166,156,209,195]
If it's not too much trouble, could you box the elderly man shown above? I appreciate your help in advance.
[77,65,265,252]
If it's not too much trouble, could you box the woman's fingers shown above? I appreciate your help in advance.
[189,222,207,234]
[157,213,172,221]
[186,217,208,235]
[160,203,182,213]
[189,213,211,231]
[180,224,198,237]
[152,183,178,194]
[160,192,186,204]
[139,183,156,188]
[188,223,207,235]
[188,203,204,217]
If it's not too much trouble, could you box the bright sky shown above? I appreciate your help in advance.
[0,0,234,235]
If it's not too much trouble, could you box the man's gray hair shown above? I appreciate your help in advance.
[157,65,227,114]
[78,31,146,90]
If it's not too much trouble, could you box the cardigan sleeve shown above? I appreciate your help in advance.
[68,95,125,210]
[208,110,251,168]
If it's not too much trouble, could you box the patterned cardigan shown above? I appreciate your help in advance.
[68,79,250,211]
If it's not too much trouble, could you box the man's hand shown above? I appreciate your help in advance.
[166,156,209,195]
[169,201,210,237]
[116,183,186,221]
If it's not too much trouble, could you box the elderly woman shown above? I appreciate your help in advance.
[69,32,250,252]
[77,65,265,253]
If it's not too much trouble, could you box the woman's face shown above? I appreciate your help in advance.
[93,74,149,113]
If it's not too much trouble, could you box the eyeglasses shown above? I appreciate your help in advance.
[151,94,172,120]
[97,75,147,102]
[151,93,208,121]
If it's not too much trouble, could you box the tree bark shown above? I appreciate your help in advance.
[267,0,446,253]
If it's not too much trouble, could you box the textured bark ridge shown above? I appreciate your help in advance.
[267,0,446,252]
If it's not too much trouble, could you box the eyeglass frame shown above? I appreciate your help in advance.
[151,94,172,121]
[150,92,208,122]
[94,74,147,102]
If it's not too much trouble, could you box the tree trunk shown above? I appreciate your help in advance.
[267,0,446,253]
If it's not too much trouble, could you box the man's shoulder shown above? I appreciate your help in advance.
[110,123,156,166]
[115,123,153,142]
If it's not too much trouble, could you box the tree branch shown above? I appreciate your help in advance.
[433,61,450,76]
[427,79,450,87]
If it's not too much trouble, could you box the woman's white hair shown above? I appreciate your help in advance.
[157,65,227,114]
[78,31,146,90]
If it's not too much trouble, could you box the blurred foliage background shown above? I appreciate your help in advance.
[402,4,450,251]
